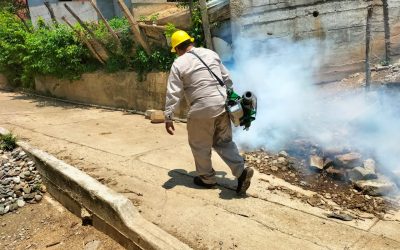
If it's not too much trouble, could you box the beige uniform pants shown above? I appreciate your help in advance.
[187,112,245,184]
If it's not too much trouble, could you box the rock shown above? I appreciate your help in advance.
[327,212,353,221]
[326,166,346,180]
[309,155,324,171]
[271,166,278,172]
[278,151,288,157]
[363,159,376,172]
[150,110,165,123]
[307,195,323,207]
[84,240,102,250]
[324,193,332,199]
[355,175,398,196]
[22,186,31,194]
[144,109,156,119]
[334,153,362,169]
[17,199,25,207]
[347,166,377,182]
[4,205,9,214]
[23,193,35,200]
[34,195,42,201]
[10,202,18,211]
[0,205,4,215]
[277,157,287,165]
[323,157,334,169]
[12,176,20,184]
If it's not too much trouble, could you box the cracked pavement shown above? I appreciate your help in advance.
[1,90,400,250]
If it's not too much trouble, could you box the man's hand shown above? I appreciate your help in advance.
[165,121,175,135]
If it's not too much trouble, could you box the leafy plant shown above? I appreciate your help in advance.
[131,46,176,81]
[0,11,28,86]
[23,23,97,85]
[164,23,177,38]
[0,133,17,151]
[138,15,147,22]
[188,3,205,48]
[150,13,159,23]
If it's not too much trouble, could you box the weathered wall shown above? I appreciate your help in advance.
[0,74,8,89]
[35,71,187,118]
[230,0,400,82]
[28,0,132,25]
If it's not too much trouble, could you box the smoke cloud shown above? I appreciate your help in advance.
[227,37,400,173]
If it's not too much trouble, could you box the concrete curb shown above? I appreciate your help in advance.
[0,127,191,250]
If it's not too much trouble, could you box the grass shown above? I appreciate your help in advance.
[0,133,17,151]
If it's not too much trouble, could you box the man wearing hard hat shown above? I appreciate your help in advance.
[164,30,254,194]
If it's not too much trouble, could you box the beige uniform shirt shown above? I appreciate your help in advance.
[164,47,233,121]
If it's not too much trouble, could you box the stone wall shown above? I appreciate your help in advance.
[34,71,188,118]
[230,0,400,82]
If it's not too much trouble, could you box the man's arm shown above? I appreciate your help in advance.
[164,64,183,135]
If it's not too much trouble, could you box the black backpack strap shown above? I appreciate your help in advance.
[187,51,225,87]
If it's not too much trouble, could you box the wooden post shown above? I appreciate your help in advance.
[89,0,122,48]
[64,4,97,39]
[63,3,110,56]
[16,14,32,32]
[116,0,151,54]
[365,6,373,90]
[199,0,214,50]
[43,1,58,25]
[382,0,391,64]
[62,16,105,65]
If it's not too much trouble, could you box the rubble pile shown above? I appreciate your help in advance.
[244,149,400,216]
[0,148,46,215]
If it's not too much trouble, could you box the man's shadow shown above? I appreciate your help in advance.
[162,169,248,200]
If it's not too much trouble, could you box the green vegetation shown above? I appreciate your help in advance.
[0,132,17,151]
[0,3,207,86]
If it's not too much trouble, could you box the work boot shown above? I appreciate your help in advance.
[193,176,216,188]
[236,167,254,194]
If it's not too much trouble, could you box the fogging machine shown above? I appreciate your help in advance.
[226,89,257,130]
[188,51,257,130]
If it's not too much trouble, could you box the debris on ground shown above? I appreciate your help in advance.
[244,149,400,216]
[0,147,45,215]
[326,212,354,221]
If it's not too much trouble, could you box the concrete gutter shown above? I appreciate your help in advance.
[0,127,191,250]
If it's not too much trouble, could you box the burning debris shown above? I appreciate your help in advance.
[244,147,400,217]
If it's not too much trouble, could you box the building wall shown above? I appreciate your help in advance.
[29,0,97,25]
[230,0,400,82]
[28,0,132,25]
[34,71,188,118]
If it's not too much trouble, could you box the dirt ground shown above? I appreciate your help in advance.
[0,194,123,250]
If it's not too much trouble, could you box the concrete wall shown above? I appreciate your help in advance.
[230,0,400,82]
[34,71,188,118]
[28,0,132,25]
[29,0,98,25]
[0,74,8,89]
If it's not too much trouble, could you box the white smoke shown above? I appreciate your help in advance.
[228,37,400,173]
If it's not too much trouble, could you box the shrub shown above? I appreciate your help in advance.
[0,133,17,151]
[0,11,28,86]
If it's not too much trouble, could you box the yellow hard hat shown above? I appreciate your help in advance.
[170,30,194,52]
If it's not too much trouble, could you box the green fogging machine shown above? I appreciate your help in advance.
[226,88,257,130]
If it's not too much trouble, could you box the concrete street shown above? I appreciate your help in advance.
[1,90,399,250]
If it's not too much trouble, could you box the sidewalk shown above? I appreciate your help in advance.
[1,90,399,250]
